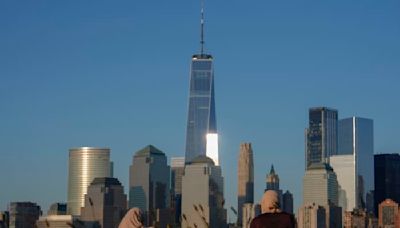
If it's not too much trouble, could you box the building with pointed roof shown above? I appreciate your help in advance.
[266,165,280,191]
[129,145,170,227]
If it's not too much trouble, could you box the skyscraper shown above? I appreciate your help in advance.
[185,3,218,165]
[67,147,111,216]
[129,145,170,226]
[306,107,338,169]
[374,153,400,215]
[242,203,260,228]
[171,157,185,225]
[333,117,374,212]
[303,163,338,207]
[9,202,41,228]
[237,143,254,225]
[181,156,226,228]
[265,165,280,192]
[283,191,294,214]
[297,203,326,228]
[81,177,127,228]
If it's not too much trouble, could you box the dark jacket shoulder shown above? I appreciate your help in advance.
[250,212,296,228]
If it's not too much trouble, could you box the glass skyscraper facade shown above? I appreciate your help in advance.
[306,107,338,169]
[333,117,374,212]
[374,153,400,215]
[67,147,111,216]
[129,145,170,226]
[185,54,217,164]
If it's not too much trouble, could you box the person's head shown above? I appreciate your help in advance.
[260,190,281,213]
[119,208,143,228]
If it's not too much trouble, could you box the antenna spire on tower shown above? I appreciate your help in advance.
[200,0,205,55]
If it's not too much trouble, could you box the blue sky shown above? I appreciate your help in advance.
[1,0,400,220]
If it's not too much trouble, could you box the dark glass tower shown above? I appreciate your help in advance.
[305,107,338,169]
[374,154,400,215]
[185,4,217,164]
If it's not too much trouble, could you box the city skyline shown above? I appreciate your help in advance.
[1,0,400,223]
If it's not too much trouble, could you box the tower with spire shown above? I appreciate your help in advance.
[184,0,218,165]
[266,165,280,191]
[265,165,294,213]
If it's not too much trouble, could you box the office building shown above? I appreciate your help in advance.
[265,165,280,192]
[237,143,254,225]
[171,157,185,225]
[0,211,9,228]
[67,147,111,216]
[324,203,342,228]
[297,203,326,228]
[283,190,294,214]
[265,164,283,206]
[374,154,400,215]
[181,156,226,228]
[305,107,338,169]
[9,202,41,228]
[129,145,170,226]
[47,203,67,215]
[303,163,338,206]
[378,199,400,228]
[332,117,374,213]
[242,203,260,228]
[330,155,355,212]
[80,177,127,228]
[185,3,218,165]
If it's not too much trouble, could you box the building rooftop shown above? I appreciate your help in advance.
[134,145,165,157]
[189,155,215,165]
[307,163,334,171]
[90,177,122,186]
[192,54,213,60]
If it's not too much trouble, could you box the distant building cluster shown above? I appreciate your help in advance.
[2,4,400,228]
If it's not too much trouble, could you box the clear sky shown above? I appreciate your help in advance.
[1,0,399,221]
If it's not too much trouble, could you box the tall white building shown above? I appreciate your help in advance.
[67,147,111,216]
[181,156,226,228]
[330,155,355,213]
[333,116,374,212]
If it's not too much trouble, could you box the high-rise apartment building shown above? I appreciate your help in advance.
[67,147,111,216]
[237,143,254,225]
[81,177,127,228]
[305,107,338,169]
[129,145,170,226]
[185,4,218,165]
[332,117,374,213]
[374,154,400,216]
[9,202,41,228]
[181,156,226,228]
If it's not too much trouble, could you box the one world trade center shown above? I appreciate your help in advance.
[185,4,218,165]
